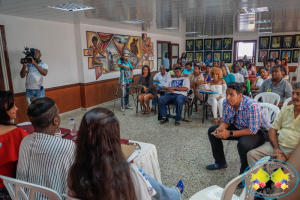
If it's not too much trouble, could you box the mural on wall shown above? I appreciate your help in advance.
[85,32,154,80]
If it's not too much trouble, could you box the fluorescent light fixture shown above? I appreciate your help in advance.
[249,20,271,24]
[123,19,149,24]
[197,35,208,37]
[185,32,197,34]
[255,27,272,30]
[163,27,179,30]
[258,31,272,34]
[48,3,94,11]
[237,7,269,14]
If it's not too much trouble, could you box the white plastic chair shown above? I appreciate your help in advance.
[62,194,81,200]
[17,122,32,126]
[189,156,270,200]
[289,68,297,83]
[282,97,292,108]
[254,92,280,106]
[224,103,279,156]
[0,175,61,200]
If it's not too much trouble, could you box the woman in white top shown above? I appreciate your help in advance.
[251,67,269,90]
[204,67,227,124]
[67,108,182,200]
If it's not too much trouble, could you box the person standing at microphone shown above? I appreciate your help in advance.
[20,49,48,105]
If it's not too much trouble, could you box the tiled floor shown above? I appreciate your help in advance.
[60,99,243,199]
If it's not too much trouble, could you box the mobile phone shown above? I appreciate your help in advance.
[61,132,68,137]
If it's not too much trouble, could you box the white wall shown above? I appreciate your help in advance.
[0,14,79,93]
[79,23,184,83]
[189,31,300,67]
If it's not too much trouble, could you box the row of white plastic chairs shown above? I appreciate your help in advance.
[1,156,271,200]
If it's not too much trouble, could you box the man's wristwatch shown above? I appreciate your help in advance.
[229,131,233,137]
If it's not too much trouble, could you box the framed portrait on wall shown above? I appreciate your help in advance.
[186,52,194,62]
[204,39,212,50]
[258,50,268,62]
[259,36,270,49]
[213,51,222,62]
[222,51,232,63]
[270,36,282,49]
[269,50,280,61]
[186,39,194,51]
[213,39,222,50]
[293,34,300,48]
[195,39,203,50]
[282,35,294,48]
[195,52,203,63]
[292,49,300,63]
[223,38,233,50]
[281,50,292,63]
[204,51,212,65]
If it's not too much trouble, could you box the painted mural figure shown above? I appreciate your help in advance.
[90,36,103,65]
[130,38,139,55]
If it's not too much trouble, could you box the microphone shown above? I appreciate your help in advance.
[30,97,37,103]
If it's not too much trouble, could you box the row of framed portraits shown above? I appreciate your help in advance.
[259,35,300,49]
[258,49,300,63]
[186,38,233,51]
[186,51,232,64]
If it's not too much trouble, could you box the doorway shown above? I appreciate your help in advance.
[0,25,13,91]
[233,40,257,65]
[157,41,179,70]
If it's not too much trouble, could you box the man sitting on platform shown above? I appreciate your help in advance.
[158,67,190,126]
[206,82,270,188]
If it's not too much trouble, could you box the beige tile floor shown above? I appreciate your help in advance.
[60,99,244,200]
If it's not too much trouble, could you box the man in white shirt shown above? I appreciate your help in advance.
[20,49,48,105]
[158,67,190,126]
[231,63,244,83]
[151,65,171,110]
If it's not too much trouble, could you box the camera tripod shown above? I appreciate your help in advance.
[113,69,137,111]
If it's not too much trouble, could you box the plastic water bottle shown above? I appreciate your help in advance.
[69,118,76,136]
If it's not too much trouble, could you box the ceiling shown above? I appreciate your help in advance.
[1,0,300,37]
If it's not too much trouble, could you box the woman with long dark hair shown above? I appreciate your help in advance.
[180,52,187,66]
[281,58,289,75]
[137,65,155,114]
[68,108,183,200]
[0,91,28,200]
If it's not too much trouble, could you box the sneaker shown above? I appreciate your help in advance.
[175,121,180,126]
[237,181,244,189]
[121,106,125,112]
[125,105,133,109]
[206,163,227,170]
[160,118,169,125]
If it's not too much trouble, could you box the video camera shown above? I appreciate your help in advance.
[120,57,125,63]
[22,47,40,64]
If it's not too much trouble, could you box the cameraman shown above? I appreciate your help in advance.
[20,49,48,105]
[118,53,133,112]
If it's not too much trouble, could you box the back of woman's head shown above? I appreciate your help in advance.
[70,107,137,200]
[0,90,15,125]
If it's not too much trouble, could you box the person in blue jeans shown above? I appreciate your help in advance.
[118,53,133,112]
[20,49,48,105]
[158,67,190,126]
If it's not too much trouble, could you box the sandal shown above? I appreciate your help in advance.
[214,119,219,125]
[145,108,150,114]
[176,180,184,194]
[142,109,146,114]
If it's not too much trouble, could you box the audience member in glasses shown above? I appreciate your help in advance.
[67,107,183,200]
[0,91,28,200]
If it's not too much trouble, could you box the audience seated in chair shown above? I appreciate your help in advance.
[0,91,28,199]
[136,65,155,114]
[151,65,171,111]
[237,60,249,79]
[247,82,300,165]
[188,65,204,111]
[182,62,193,77]
[158,67,190,126]
[203,65,211,82]
[282,65,289,82]
[246,61,256,83]
[203,67,227,125]
[221,65,235,84]
[251,67,269,91]
[258,65,292,107]
[16,97,76,199]
[67,107,183,200]
[231,63,244,83]
[206,82,270,189]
